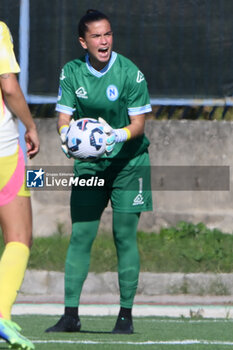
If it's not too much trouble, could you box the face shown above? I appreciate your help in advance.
[79,19,113,71]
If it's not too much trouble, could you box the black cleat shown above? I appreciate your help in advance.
[45,315,81,332]
[112,316,134,334]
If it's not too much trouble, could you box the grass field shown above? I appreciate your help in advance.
[3,315,233,350]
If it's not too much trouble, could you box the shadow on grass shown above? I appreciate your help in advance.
[80,329,137,334]
[80,330,112,334]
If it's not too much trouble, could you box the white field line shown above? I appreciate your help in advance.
[1,338,233,346]
[9,339,233,346]
[12,303,233,319]
[86,317,233,323]
[142,318,233,323]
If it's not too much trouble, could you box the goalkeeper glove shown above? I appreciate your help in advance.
[98,117,131,155]
[59,123,70,158]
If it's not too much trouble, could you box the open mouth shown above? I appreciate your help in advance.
[98,47,109,56]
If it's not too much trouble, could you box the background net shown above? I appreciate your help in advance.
[1,0,233,102]
[0,0,20,61]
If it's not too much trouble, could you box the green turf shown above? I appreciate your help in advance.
[2,315,233,350]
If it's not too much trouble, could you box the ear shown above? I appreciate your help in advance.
[79,37,87,50]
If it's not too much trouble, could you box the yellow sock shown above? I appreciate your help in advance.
[0,242,29,320]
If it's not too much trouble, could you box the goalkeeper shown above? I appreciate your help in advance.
[46,9,152,334]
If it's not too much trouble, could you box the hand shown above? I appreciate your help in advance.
[25,127,40,159]
[98,117,116,155]
[61,144,71,158]
[59,124,71,158]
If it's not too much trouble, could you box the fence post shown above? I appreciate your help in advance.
[18,0,30,159]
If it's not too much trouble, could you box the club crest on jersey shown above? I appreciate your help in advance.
[76,87,88,99]
[136,71,145,83]
[106,85,119,101]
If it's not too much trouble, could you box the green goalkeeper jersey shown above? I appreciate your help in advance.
[56,51,152,159]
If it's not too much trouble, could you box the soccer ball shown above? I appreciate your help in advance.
[65,118,106,161]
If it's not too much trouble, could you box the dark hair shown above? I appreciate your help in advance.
[78,9,110,38]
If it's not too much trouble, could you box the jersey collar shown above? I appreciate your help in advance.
[85,51,117,77]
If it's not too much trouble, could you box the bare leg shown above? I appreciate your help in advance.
[0,195,32,319]
[0,195,32,247]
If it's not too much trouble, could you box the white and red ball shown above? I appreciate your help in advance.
[65,118,106,161]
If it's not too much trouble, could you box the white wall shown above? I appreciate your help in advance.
[29,119,233,236]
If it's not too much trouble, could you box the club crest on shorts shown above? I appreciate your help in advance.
[106,85,119,101]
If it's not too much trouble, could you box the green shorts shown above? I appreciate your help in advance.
[71,151,153,213]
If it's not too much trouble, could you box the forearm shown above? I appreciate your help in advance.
[123,114,145,140]
[114,114,145,142]
[1,73,36,131]
[5,91,36,130]
[57,113,71,134]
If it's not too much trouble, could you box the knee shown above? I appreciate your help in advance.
[3,229,33,248]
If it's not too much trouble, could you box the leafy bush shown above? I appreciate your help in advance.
[1,222,233,272]
[138,222,233,273]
